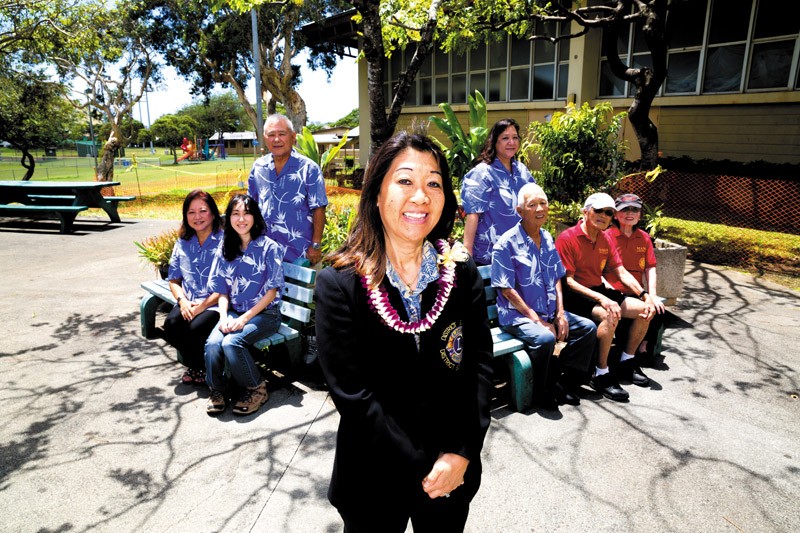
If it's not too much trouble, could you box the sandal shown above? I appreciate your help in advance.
[180,368,206,385]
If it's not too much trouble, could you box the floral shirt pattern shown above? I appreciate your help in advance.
[167,229,224,302]
[491,223,565,325]
[208,234,284,313]
[386,240,440,349]
[461,158,535,265]
[248,149,328,263]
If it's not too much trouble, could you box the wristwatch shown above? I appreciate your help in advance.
[310,242,322,251]
[638,290,648,300]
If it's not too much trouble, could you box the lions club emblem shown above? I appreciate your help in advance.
[440,322,463,370]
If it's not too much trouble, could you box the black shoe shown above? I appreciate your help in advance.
[617,358,650,387]
[554,382,580,406]
[590,373,629,402]
[533,392,559,411]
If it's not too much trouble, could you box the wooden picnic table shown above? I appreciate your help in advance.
[0,180,132,224]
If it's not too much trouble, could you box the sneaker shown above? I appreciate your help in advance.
[232,381,269,415]
[207,390,226,415]
[590,372,629,402]
[617,358,651,387]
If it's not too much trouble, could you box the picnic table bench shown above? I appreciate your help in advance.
[0,180,135,232]
[140,261,316,370]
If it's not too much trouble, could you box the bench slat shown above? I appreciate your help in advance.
[280,300,312,324]
[283,261,316,285]
[282,283,314,305]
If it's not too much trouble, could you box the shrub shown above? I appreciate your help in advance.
[528,102,627,204]
[135,227,179,274]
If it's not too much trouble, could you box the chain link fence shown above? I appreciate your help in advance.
[613,170,800,277]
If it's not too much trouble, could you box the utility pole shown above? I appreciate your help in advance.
[145,87,154,154]
[251,7,263,155]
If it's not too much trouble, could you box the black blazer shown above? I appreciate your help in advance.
[315,255,493,512]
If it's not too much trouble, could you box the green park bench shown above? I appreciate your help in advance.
[140,261,316,370]
[478,265,534,413]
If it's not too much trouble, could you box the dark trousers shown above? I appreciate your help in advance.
[339,490,470,533]
[161,305,219,370]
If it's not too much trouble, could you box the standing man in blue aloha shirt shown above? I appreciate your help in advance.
[248,114,328,265]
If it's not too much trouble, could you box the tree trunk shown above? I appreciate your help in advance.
[603,0,667,170]
[97,135,121,182]
[17,147,35,181]
[351,0,440,157]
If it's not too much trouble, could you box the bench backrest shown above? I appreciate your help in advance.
[279,262,316,331]
[477,265,500,326]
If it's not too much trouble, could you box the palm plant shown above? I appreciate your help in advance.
[429,90,488,188]
[294,126,348,175]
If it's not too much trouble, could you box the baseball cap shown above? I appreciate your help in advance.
[615,193,643,210]
[583,193,616,211]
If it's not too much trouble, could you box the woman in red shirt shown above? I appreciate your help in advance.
[605,193,666,360]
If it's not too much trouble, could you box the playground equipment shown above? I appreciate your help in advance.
[177,137,195,162]
[177,137,223,162]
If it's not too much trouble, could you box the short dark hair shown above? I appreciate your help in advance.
[328,130,457,285]
[180,189,222,240]
[222,194,267,261]
[480,118,521,164]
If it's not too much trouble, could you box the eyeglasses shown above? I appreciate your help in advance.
[593,208,615,217]
[621,207,641,213]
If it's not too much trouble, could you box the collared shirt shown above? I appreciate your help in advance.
[605,226,657,294]
[208,234,284,313]
[167,229,224,302]
[386,240,440,349]
[555,222,622,288]
[461,158,535,265]
[248,149,328,263]
[491,223,565,325]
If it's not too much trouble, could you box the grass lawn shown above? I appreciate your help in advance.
[2,147,798,290]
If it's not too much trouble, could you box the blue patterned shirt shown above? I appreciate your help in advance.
[167,229,224,302]
[208,234,284,313]
[491,223,565,326]
[248,149,328,263]
[461,158,535,265]
[386,240,440,349]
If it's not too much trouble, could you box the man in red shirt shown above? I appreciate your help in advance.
[555,193,657,401]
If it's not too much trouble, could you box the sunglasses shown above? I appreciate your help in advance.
[592,208,615,217]
[621,206,641,213]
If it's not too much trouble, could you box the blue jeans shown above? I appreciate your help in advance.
[204,307,281,390]
[502,312,596,394]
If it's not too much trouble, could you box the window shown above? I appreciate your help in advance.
[602,0,799,98]
[488,38,508,101]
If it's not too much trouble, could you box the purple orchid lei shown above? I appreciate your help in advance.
[363,239,469,334]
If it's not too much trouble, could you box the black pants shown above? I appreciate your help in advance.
[339,489,470,533]
[161,305,219,370]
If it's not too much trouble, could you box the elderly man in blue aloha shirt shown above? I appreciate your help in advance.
[248,114,328,265]
[491,183,596,410]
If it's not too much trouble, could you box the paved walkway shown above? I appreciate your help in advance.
[0,218,798,532]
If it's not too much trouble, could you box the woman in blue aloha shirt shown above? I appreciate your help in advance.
[162,189,224,386]
[205,194,284,416]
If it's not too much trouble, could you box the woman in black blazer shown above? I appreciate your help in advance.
[315,130,493,532]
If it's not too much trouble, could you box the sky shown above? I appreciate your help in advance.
[137,52,360,128]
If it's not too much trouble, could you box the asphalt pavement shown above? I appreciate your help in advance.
[0,216,798,532]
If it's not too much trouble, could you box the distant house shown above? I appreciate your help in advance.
[209,132,257,156]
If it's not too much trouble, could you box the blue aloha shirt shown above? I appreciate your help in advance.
[248,149,328,263]
[461,158,535,265]
[386,240,440,349]
[207,234,284,314]
[491,223,565,326]
[167,229,224,302]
